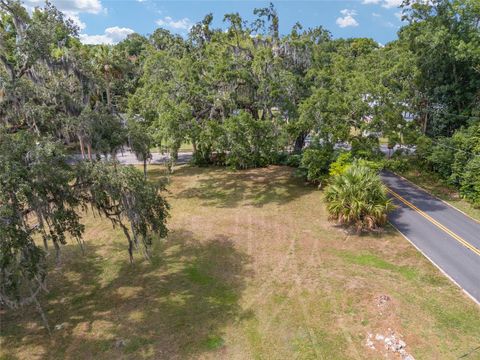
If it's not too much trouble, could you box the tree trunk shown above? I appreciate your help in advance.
[422,113,428,134]
[192,139,197,154]
[293,132,307,153]
[87,143,92,161]
[78,135,85,159]
[143,159,147,180]
[106,83,112,111]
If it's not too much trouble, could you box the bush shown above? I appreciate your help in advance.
[356,158,385,172]
[271,152,302,167]
[325,162,394,232]
[351,135,382,160]
[271,152,289,165]
[286,154,302,167]
[383,157,410,173]
[329,152,352,177]
[222,112,277,169]
[427,137,455,180]
[414,135,433,166]
[300,147,334,184]
[460,157,480,207]
[329,152,384,177]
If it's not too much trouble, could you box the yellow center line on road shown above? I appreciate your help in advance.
[386,188,480,257]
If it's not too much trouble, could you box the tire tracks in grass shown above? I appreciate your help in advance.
[324,234,362,360]
[242,212,297,311]
[238,211,360,359]
[265,230,361,360]
[258,225,322,358]
[261,230,316,332]
[291,233,322,359]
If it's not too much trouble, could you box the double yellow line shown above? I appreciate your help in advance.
[387,188,480,257]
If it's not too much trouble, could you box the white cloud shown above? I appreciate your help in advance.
[340,9,357,16]
[372,12,381,17]
[361,0,407,8]
[56,0,103,14]
[336,9,359,28]
[79,26,134,45]
[24,0,105,34]
[382,0,403,8]
[394,11,403,20]
[24,0,103,14]
[336,15,359,28]
[63,11,86,30]
[156,16,193,30]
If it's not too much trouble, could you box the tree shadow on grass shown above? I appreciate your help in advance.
[1,229,252,359]
[174,165,315,208]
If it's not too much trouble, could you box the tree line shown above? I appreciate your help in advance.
[127,0,479,204]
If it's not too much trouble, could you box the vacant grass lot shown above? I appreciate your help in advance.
[2,165,480,359]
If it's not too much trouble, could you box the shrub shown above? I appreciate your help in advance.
[271,152,289,165]
[414,135,433,167]
[383,157,410,173]
[329,152,353,176]
[325,162,394,232]
[329,152,384,176]
[356,158,385,172]
[427,137,455,180]
[222,112,277,169]
[351,135,382,160]
[286,153,302,167]
[460,157,480,207]
[271,152,303,167]
[300,147,334,184]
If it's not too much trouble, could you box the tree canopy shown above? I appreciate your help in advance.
[0,0,169,324]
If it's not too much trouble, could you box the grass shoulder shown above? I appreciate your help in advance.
[396,168,480,222]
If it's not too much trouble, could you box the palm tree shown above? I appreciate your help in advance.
[92,45,124,111]
[325,162,394,232]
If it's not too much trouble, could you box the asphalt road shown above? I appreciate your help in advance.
[381,170,480,304]
[70,143,403,166]
[69,150,193,165]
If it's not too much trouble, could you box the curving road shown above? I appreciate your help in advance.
[381,170,480,304]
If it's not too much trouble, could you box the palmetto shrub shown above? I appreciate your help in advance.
[325,162,394,232]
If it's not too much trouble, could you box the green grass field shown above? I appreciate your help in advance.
[1,165,479,359]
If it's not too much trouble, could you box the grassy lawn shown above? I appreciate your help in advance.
[1,165,479,359]
[397,168,480,222]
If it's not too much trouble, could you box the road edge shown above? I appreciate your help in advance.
[387,170,480,224]
[388,222,480,307]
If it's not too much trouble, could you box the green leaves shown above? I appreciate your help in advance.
[400,0,480,136]
[300,147,334,184]
[76,162,169,260]
[325,162,394,232]
[0,132,81,308]
[0,131,169,310]
[221,111,279,169]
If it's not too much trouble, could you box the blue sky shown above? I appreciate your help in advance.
[24,0,406,45]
